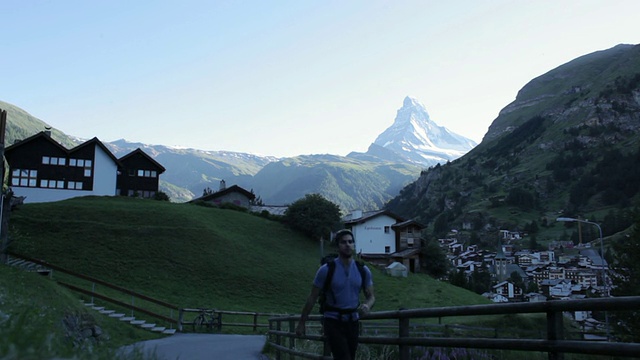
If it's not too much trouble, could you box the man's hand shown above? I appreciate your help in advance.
[358,303,370,315]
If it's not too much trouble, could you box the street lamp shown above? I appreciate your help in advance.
[556,217,609,340]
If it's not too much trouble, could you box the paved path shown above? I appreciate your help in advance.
[120,333,269,360]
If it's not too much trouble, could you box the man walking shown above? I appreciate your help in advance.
[296,229,375,360]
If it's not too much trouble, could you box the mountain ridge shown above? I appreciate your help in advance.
[1,97,474,210]
[387,43,640,245]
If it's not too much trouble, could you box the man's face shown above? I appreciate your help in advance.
[338,234,355,258]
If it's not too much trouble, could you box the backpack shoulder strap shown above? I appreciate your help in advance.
[323,260,336,292]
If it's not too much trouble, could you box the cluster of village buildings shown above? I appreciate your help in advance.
[442,236,609,303]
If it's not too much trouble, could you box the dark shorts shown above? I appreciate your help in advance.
[323,317,359,360]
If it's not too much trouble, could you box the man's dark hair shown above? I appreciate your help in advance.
[333,229,354,246]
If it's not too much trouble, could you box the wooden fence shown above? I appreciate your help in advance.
[8,251,280,332]
[268,296,640,360]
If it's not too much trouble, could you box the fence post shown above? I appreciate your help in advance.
[399,316,410,360]
[276,320,282,360]
[254,313,258,332]
[546,309,564,360]
[288,320,296,360]
[178,309,184,332]
[216,312,223,332]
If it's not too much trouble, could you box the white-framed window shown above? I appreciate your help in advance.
[12,169,37,187]
[68,181,83,190]
[384,226,390,234]
[135,169,158,178]
[42,156,67,166]
[385,246,391,254]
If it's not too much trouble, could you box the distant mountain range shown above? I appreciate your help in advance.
[0,97,475,211]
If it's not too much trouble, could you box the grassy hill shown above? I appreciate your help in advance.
[0,264,163,359]
[6,196,488,314]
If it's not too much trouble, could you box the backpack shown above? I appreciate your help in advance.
[317,254,368,314]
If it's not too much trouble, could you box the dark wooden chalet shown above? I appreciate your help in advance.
[116,148,166,198]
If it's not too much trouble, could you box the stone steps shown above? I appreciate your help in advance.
[81,300,177,336]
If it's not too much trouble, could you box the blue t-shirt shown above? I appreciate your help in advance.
[313,258,373,320]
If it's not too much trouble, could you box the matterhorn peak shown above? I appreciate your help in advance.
[402,96,425,110]
[367,97,477,166]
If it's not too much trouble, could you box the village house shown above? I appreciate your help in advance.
[342,209,425,273]
[492,280,524,301]
[189,180,255,209]
[5,131,165,203]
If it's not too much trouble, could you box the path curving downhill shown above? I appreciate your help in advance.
[120,333,269,360]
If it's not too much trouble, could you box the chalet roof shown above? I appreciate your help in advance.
[70,137,121,165]
[192,184,255,202]
[343,209,405,225]
[6,131,69,153]
[118,148,166,173]
[6,132,122,166]
[390,248,420,258]
[392,219,426,229]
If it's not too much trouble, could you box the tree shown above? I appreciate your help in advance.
[153,191,170,201]
[610,215,640,342]
[468,263,492,294]
[284,194,341,241]
[420,237,449,279]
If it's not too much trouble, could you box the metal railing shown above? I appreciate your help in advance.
[268,296,640,360]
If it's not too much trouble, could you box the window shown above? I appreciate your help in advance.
[407,238,415,248]
[11,169,37,187]
[68,181,83,190]
[134,169,158,178]
[384,226,390,233]
[385,246,391,254]
[42,156,66,166]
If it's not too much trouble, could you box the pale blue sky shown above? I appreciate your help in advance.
[2,1,639,157]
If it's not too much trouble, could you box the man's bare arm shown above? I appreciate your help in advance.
[359,285,375,314]
[296,286,321,336]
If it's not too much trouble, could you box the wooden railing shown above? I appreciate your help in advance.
[268,296,640,360]
[8,251,283,333]
[181,308,284,333]
[8,251,181,329]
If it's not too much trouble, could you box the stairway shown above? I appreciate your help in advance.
[6,255,51,275]
[81,300,177,335]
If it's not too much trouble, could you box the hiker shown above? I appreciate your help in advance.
[295,229,375,360]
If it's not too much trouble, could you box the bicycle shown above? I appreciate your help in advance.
[192,309,218,332]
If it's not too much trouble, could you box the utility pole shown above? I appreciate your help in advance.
[0,109,9,264]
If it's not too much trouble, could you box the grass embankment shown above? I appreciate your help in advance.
[8,196,489,313]
[0,265,161,359]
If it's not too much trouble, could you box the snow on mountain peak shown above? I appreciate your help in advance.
[370,97,477,166]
